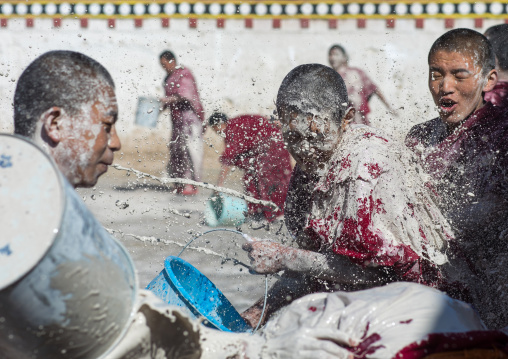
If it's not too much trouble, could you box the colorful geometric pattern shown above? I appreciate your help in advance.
[0,1,506,19]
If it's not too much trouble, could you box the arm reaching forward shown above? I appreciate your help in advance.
[242,240,386,285]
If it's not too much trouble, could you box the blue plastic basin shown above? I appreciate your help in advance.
[146,256,251,333]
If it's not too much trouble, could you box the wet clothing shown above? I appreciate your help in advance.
[104,285,508,359]
[285,124,459,290]
[220,115,292,221]
[406,102,508,328]
[263,283,508,359]
[485,80,508,109]
[338,66,377,125]
[164,67,204,181]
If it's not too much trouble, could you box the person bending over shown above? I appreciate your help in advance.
[208,112,292,222]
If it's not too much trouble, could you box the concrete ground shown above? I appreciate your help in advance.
[77,130,289,313]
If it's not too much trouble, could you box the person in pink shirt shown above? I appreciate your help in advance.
[159,50,205,196]
[328,44,395,126]
[208,113,292,222]
[484,24,508,109]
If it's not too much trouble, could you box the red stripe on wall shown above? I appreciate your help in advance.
[444,18,454,28]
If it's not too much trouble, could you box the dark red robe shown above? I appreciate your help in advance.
[220,115,292,221]
[485,80,508,109]
[406,102,508,328]
[164,67,205,181]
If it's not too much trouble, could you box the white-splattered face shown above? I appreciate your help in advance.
[278,107,341,172]
[54,84,121,187]
[428,50,495,125]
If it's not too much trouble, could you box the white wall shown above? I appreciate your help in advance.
[0,17,503,139]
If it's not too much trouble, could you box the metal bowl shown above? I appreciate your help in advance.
[0,134,137,359]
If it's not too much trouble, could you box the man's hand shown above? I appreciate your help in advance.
[242,240,291,274]
[240,304,265,328]
[159,94,180,106]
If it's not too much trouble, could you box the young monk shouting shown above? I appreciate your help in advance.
[241,64,468,327]
[406,28,508,329]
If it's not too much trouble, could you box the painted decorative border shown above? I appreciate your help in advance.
[0,1,506,20]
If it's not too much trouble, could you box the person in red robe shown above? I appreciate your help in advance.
[208,113,292,222]
[484,24,508,108]
[405,28,508,329]
[328,44,395,126]
[160,50,205,196]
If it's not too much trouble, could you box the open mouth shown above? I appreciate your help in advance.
[439,98,457,113]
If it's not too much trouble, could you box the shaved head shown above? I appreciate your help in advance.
[428,28,495,76]
[276,63,348,124]
[14,50,114,138]
[276,64,351,172]
[485,24,508,72]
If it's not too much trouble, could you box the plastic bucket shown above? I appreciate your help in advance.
[0,134,137,359]
[204,193,247,227]
[135,96,160,128]
[146,256,251,333]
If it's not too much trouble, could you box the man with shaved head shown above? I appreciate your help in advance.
[406,28,508,329]
[241,63,469,328]
[14,50,121,188]
[484,24,508,108]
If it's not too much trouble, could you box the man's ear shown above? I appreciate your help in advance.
[483,69,498,93]
[341,107,356,130]
[40,107,65,144]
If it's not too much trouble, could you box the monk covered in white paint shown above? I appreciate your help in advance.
[241,64,471,327]
[13,50,121,188]
[6,52,507,359]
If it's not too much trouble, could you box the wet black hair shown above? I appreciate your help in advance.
[328,44,349,64]
[159,50,176,63]
[276,64,349,124]
[328,44,346,56]
[14,50,115,138]
[208,112,228,127]
[484,24,508,72]
[428,28,495,76]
